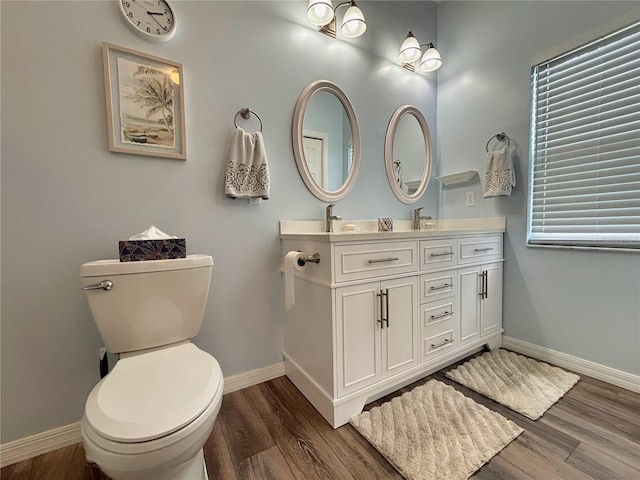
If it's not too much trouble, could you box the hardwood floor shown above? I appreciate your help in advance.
[3,352,639,480]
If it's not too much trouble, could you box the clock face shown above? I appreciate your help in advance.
[119,0,176,42]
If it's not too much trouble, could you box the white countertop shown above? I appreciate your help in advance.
[280,217,506,241]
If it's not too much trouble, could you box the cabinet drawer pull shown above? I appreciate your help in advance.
[474,247,494,252]
[431,338,453,349]
[429,251,452,257]
[367,257,399,264]
[430,311,452,320]
[430,283,453,291]
[377,292,384,328]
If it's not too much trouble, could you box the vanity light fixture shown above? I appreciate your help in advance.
[399,31,442,73]
[306,0,366,39]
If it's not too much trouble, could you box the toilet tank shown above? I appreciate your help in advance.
[80,255,213,354]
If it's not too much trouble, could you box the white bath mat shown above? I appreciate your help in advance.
[349,379,522,480]
[445,349,580,420]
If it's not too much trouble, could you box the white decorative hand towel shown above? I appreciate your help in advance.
[224,127,270,199]
[483,146,515,198]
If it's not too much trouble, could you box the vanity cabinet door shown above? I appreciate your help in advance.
[336,282,382,396]
[380,277,418,378]
[481,263,503,336]
[459,262,503,346]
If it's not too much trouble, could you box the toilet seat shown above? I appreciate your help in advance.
[85,343,223,446]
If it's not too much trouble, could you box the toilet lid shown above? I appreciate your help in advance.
[85,343,222,443]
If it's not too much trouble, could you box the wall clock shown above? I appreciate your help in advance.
[119,0,176,42]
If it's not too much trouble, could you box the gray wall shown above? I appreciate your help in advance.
[437,2,640,374]
[0,1,438,443]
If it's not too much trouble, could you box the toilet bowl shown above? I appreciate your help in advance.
[80,255,222,480]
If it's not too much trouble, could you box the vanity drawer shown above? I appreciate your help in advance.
[458,235,502,264]
[420,238,457,271]
[422,329,455,362]
[422,299,456,330]
[334,241,418,282]
[420,270,457,303]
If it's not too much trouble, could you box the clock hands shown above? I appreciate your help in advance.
[147,11,168,30]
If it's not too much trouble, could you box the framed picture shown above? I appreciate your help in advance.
[102,43,186,160]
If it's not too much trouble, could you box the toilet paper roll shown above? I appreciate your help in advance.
[284,251,307,310]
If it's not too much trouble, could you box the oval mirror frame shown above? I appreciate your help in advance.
[292,80,361,202]
[384,105,433,204]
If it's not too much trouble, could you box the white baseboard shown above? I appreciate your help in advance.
[0,422,82,468]
[222,361,285,394]
[0,361,285,468]
[502,336,640,394]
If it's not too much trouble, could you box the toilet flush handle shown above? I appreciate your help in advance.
[82,280,113,291]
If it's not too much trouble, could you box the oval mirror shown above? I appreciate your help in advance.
[384,105,432,204]
[292,80,361,202]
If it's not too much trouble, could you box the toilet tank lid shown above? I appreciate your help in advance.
[80,254,213,277]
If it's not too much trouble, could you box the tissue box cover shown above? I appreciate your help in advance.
[119,239,186,262]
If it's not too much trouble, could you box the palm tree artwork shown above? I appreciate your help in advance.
[117,57,176,148]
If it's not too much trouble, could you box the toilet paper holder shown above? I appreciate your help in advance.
[297,252,320,266]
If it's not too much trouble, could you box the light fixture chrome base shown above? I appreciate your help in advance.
[401,62,415,72]
[318,18,337,38]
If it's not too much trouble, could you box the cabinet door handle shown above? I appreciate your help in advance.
[368,257,399,264]
[430,283,453,291]
[474,247,494,252]
[431,338,453,349]
[383,289,390,328]
[377,292,384,328]
[430,311,452,320]
[478,271,488,299]
[484,270,489,299]
[429,251,452,257]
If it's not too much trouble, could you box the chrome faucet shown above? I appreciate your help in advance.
[413,207,432,230]
[326,204,342,232]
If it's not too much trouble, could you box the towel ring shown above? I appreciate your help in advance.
[485,132,510,152]
[234,108,263,132]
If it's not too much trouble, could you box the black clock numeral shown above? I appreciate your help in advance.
[166,18,172,25]
[122,1,130,8]
[156,28,161,34]
[146,26,151,33]
[127,11,133,18]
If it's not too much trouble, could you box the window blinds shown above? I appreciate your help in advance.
[528,21,640,249]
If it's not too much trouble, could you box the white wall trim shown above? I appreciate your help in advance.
[222,361,285,395]
[503,336,640,394]
[0,361,285,468]
[0,422,82,468]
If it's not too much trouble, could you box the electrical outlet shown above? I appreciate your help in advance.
[465,191,475,207]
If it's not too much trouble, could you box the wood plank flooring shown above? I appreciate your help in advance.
[2,352,639,480]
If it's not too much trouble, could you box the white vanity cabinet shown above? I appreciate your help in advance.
[280,219,505,428]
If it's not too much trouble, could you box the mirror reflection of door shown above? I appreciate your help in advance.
[303,130,329,189]
[303,90,352,192]
[393,114,426,194]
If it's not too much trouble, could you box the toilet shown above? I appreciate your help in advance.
[79,254,223,480]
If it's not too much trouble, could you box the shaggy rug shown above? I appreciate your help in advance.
[445,349,580,420]
[349,379,523,480]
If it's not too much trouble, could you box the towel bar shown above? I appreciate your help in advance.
[485,132,510,152]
